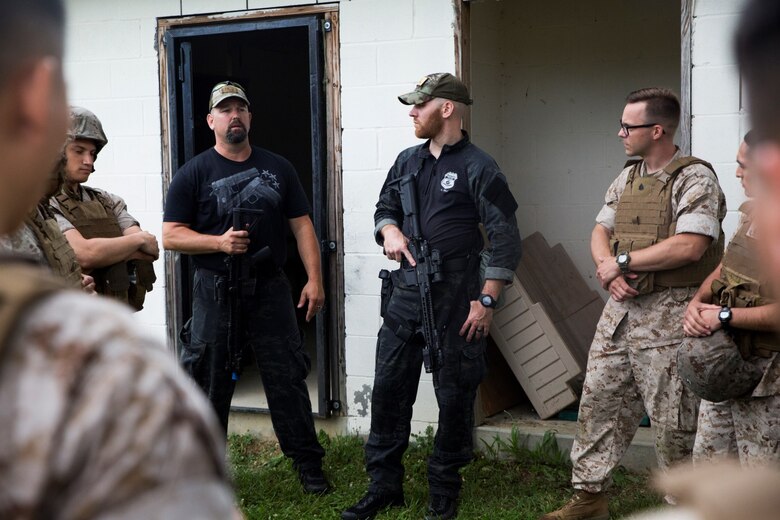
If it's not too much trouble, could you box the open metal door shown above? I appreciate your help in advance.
[163,15,334,417]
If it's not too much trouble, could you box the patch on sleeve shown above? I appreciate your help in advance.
[483,177,518,218]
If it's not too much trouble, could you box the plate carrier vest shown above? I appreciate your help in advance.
[25,204,82,288]
[711,201,780,355]
[54,187,155,311]
[609,156,724,295]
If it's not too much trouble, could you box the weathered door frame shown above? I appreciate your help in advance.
[156,5,344,417]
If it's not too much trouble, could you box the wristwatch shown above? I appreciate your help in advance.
[479,294,497,309]
[616,251,631,274]
[718,306,733,329]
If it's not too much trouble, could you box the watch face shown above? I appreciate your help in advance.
[480,295,495,307]
[719,309,730,320]
[617,253,628,263]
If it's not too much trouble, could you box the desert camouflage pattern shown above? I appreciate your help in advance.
[732,391,780,466]
[0,291,234,519]
[571,156,724,493]
[725,353,780,466]
[0,223,44,260]
[68,106,107,153]
[571,290,701,493]
[596,149,726,239]
[693,400,737,464]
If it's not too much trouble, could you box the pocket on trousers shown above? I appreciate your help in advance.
[459,341,487,388]
[668,357,700,431]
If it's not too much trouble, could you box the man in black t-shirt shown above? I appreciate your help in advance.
[163,81,330,495]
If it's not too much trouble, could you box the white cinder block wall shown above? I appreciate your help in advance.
[340,0,458,433]
[691,0,750,241]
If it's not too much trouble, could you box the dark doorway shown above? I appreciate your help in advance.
[163,15,335,416]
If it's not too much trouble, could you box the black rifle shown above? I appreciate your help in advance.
[395,174,444,384]
[225,207,271,381]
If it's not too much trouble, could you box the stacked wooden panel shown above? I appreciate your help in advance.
[486,232,605,419]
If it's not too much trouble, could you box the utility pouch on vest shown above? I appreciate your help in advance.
[127,260,156,311]
[378,269,394,318]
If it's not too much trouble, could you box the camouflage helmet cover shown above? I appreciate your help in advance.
[67,106,108,154]
[677,332,763,402]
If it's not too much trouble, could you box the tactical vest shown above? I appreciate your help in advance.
[710,202,780,354]
[610,156,724,295]
[54,187,155,310]
[25,204,83,288]
[0,258,67,356]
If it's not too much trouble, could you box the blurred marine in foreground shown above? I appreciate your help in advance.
[0,0,236,517]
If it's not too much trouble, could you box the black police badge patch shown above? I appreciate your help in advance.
[440,171,458,192]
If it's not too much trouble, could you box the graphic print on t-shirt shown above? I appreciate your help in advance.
[209,167,282,216]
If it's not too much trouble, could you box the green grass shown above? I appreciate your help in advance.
[228,427,662,519]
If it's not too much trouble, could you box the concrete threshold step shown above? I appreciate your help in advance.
[474,407,658,473]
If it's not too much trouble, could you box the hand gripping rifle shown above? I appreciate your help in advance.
[226,207,271,381]
[396,174,444,385]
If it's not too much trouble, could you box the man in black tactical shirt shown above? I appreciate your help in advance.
[342,73,522,520]
[162,81,330,495]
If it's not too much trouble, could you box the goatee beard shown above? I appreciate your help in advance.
[226,128,247,144]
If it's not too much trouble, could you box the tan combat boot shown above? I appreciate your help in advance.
[538,490,609,520]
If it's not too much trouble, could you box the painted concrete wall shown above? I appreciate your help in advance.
[690,0,749,242]
[470,0,681,294]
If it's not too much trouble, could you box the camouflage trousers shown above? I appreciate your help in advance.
[180,267,325,470]
[571,288,700,493]
[693,400,737,464]
[694,354,780,467]
[365,263,485,499]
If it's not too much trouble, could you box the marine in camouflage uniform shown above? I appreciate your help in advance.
[0,1,235,517]
[1,156,88,290]
[50,107,158,310]
[343,73,521,520]
[541,88,726,520]
[0,262,235,519]
[679,135,780,467]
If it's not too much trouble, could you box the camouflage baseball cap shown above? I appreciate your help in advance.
[209,81,250,111]
[68,106,108,154]
[677,331,763,402]
[398,73,473,106]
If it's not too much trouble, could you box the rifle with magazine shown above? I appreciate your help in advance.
[225,207,271,381]
[395,173,445,385]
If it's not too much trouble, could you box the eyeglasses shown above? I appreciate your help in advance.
[619,121,661,136]
[211,80,246,92]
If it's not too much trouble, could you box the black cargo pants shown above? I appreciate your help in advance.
[366,262,487,499]
[180,267,325,471]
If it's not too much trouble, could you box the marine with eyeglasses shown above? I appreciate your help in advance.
[540,87,726,520]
